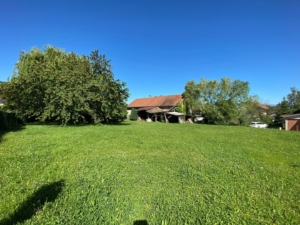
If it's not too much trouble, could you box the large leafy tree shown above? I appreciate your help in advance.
[277,97,292,115]
[274,87,300,125]
[275,87,300,117]
[183,77,250,124]
[287,87,300,112]
[237,97,260,125]
[1,46,129,124]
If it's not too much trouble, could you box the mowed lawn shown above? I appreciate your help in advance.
[0,122,299,225]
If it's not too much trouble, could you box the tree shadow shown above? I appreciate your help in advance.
[291,162,300,168]
[0,180,65,225]
[0,111,25,142]
[103,122,132,126]
[133,220,149,225]
[0,125,25,143]
[25,121,132,127]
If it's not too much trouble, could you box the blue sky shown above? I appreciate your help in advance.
[1,0,299,105]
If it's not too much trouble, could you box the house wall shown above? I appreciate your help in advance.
[287,119,300,131]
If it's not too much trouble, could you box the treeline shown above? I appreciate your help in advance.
[182,77,300,125]
[0,46,129,125]
[182,77,261,125]
[276,87,300,115]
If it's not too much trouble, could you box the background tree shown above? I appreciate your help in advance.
[1,46,129,124]
[237,96,260,125]
[182,80,198,114]
[276,97,291,115]
[183,77,250,124]
[272,87,300,126]
[287,87,300,113]
[174,101,187,113]
[274,87,300,124]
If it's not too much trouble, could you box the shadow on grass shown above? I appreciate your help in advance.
[102,122,132,126]
[0,125,25,143]
[25,121,132,127]
[0,180,65,225]
[291,162,300,168]
[133,220,148,225]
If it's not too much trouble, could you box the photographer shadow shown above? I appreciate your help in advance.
[133,220,148,225]
[0,180,65,225]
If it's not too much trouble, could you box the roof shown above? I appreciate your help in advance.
[127,94,183,108]
[282,113,300,119]
[259,104,269,110]
[137,106,155,111]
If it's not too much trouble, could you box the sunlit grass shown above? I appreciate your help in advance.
[0,122,299,224]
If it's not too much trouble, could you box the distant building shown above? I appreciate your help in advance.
[127,94,184,122]
[282,114,300,131]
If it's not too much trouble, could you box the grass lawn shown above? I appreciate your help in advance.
[0,121,299,224]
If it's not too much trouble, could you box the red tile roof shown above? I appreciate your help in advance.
[127,94,183,108]
[259,104,269,110]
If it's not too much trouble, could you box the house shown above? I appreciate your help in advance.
[282,114,300,131]
[127,94,184,122]
[259,104,269,115]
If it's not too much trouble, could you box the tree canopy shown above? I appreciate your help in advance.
[1,46,129,124]
[287,87,300,112]
[274,87,300,125]
[183,77,251,124]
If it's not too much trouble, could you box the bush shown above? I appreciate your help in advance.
[0,111,19,129]
[129,108,138,121]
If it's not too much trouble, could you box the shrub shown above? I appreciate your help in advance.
[129,108,138,121]
[0,111,19,129]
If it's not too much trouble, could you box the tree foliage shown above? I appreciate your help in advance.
[129,108,138,121]
[175,101,187,113]
[276,87,300,116]
[1,46,129,124]
[277,97,292,115]
[274,87,300,125]
[287,87,300,112]
[183,77,250,124]
[0,82,5,96]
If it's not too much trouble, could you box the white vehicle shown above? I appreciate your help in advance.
[194,116,204,123]
[249,122,268,128]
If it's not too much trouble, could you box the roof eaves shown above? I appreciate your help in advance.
[282,113,300,119]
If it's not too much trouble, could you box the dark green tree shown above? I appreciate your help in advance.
[277,97,291,115]
[273,97,292,126]
[287,87,300,112]
[129,108,138,120]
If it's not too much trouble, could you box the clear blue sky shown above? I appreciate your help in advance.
[1,0,299,105]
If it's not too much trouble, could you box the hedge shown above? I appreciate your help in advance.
[0,111,19,130]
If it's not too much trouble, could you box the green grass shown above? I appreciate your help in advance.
[0,121,300,224]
